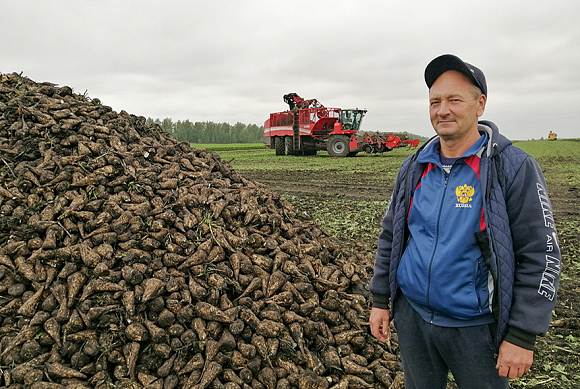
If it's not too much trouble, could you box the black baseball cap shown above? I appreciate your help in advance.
[425,54,487,97]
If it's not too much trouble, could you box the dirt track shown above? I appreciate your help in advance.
[247,170,391,201]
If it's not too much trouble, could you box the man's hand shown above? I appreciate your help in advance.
[369,307,390,343]
[496,340,534,379]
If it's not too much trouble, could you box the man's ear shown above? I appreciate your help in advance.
[477,94,486,117]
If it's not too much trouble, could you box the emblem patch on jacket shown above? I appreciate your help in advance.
[455,184,474,208]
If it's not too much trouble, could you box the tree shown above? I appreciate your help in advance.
[160,118,174,135]
[148,117,264,144]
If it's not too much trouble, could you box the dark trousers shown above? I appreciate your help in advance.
[393,295,509,389]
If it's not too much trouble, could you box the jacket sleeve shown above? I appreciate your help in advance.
[504,153,561,346]
[369,162,407,309]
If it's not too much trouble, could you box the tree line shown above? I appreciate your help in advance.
[147,118,264,144]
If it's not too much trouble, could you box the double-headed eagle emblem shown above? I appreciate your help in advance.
[456,184,475,204]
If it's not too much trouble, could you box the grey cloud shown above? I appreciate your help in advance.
[2,0,579,140]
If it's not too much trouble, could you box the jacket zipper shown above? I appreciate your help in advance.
[426,172,449,323]
[484,155,501,349]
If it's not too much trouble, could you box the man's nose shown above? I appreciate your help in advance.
[437,100,450,116]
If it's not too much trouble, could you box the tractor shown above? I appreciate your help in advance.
[263,93,419,157]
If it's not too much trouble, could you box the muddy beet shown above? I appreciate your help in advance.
[0,73,400,389]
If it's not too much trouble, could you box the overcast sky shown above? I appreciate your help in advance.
[2,0,579,140]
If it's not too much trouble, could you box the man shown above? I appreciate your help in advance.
[369,54,561,388]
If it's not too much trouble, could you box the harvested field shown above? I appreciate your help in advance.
[214,139,580,389]
[0,73,403,389]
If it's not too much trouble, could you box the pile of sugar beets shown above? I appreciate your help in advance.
[0,73,403,389]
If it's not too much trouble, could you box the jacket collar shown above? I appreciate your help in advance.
[415,120,510,163]
[417,130,489,165]
[478,120,512,158]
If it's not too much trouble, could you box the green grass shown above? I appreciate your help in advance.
[513,140,580,188]
[513,139,580,159]
[285,195,389,243]
[213,147,416,172]
[190,143,265,151]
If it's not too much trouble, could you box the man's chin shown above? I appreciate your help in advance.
[434,126,456,136]
[435,121,456,129]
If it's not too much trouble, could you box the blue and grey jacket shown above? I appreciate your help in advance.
[369,121,561,350]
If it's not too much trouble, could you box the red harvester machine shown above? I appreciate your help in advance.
[263,93,420,157]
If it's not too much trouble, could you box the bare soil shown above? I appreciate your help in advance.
[238,160,580,389]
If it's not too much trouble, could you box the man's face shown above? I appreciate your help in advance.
[429,71,486,141]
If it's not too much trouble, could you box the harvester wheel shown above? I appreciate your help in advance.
[284,136,296,155]
[274,137,284,155]
[327,136,350,157]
